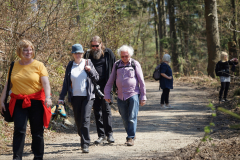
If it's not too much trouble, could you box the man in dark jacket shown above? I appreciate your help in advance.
[84,36,115,144]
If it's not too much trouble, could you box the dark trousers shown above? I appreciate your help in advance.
[93,81,113,138]
[13,100,44,160]
[161,88,170,104]
[71,96,93,148]
[219,82,230,99]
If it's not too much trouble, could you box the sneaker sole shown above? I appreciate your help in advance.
[82,148,89,153]
[94,138,106,144]
[107,140,115,143]
[127,143,134,146]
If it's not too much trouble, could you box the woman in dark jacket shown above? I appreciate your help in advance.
[160,54,173,109]
[58,44,99,153]
[215,51,238,102]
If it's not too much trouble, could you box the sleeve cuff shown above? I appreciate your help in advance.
[140,96,147,101]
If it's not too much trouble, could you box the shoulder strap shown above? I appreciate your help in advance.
[115,60,121,71]
[115,59,136,70]
[4,61,15,104]
[131,59,135,70]
[85,51,90,59]
[85,59,88,66]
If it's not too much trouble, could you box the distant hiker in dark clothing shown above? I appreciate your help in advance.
[215,51,238,102]
[160,54,173,109]
[84,36,115,144]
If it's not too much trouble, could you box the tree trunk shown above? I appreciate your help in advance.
[231,0,237,44]
[158,0,163,62]
[154,0,159,64]
[168,0,178,72]
[134,8,144,55]
[204,0,220,78]
[162,0,167,37]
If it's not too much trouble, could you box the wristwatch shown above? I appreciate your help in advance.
[46,96,52,99]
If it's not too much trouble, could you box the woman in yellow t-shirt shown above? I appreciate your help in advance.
[0,39,52,160]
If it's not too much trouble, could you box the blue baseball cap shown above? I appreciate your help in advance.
[72,44,84,53]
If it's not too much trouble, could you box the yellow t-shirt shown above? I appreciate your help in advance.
[9,60,48,95]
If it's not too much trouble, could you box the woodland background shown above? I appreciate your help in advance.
[0,0,239,100]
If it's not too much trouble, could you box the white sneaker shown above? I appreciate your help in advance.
[166,105,173,109]
[160,104,166,108]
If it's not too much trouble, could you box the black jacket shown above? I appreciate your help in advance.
[59,60,99,102]
[84,48,116,84]
[215,60,238,77]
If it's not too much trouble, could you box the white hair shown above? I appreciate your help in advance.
[117,45,134,57]
[162,54,171,62]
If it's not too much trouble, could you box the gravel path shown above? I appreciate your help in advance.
[1,81,212,160]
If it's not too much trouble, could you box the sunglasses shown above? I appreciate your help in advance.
[91,43,101,48]
[91,45,100,48]
[74,52,84,54]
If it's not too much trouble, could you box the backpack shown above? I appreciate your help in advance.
[153,64,161,80]
[115,59,136,71]
[114,59,136,91]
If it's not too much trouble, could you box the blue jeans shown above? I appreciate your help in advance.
[117,94,139,139]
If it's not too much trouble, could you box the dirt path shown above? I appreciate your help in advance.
[1,81,212,160]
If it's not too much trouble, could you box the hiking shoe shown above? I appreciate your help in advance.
[51,105,57,115]
[82,147,89,153]
[126,138,134,146]
[94,137,105,144]
[58,104,67,118]
[125,136,136,144]
[107,135,115,143]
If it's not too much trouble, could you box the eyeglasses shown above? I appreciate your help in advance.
[23,49,33,52]
[121,56,129,58]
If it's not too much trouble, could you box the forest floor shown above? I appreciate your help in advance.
[1,77,240,160]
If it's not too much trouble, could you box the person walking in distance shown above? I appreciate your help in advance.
[84,36,115,144]
[160,54,173,109]
[215,51,238,102]
[104,45,147,146]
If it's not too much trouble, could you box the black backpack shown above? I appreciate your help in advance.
[115,59,136,71]
[153,64,161,80]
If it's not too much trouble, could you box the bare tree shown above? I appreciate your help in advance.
[231,0,237,44]
[157,0,163,62]
[153,0,159,64]
[204,0,220,78]
[168,0,179,72]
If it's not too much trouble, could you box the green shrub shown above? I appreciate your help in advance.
[234,88,240,96]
